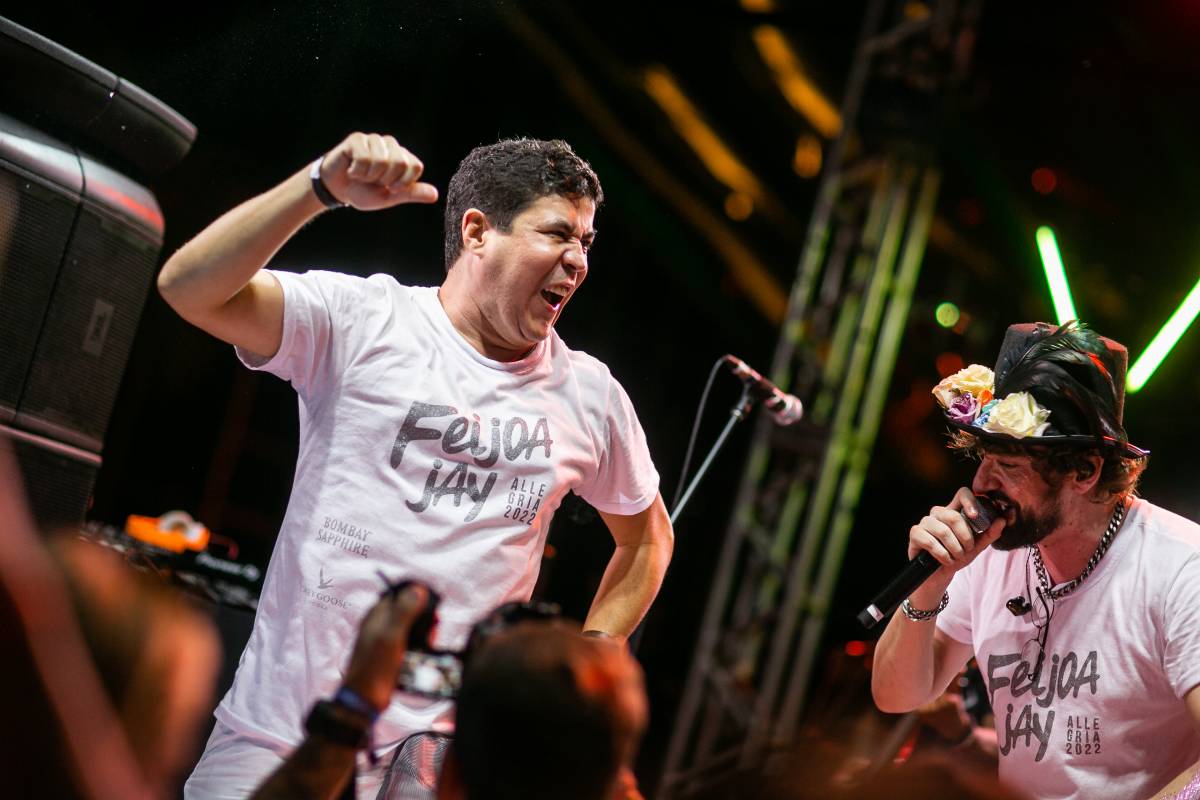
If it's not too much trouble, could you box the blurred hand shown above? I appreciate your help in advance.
[318,133,439,210]
[611,767,644,800]
[341,583,430,712]
[916,681,973,743]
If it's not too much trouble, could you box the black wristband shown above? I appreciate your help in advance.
[304,699,371,748]
[309,158,347,210]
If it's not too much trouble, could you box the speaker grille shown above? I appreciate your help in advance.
[17,198,160,450]
[0,163,79,422]
[3,425,100,530]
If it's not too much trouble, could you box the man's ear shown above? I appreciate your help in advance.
[461,208,490,256]
[1073,455,1104,494]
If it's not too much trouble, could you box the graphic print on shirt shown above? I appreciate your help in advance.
[303,564,354,612]
[316,515,373,557]
[987,649,1101,763]
[391,401,553,525]
[302,520,373,612]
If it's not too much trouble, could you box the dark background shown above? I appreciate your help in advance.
[8,0,1200,789]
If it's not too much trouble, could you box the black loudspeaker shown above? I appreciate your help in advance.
[0,17,195,528]
[0,16,196,179]
[0,121,78,425]
[2,425,100,530]
[0,113,164,452]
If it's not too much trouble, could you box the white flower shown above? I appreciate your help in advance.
[932,364,995,408]
[932,383,957,409]
[982,392,1052,439]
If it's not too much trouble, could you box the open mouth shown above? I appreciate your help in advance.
[990,495,1016,522]
[541,289,565,310]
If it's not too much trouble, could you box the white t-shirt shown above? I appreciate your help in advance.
[938,498,1200,800]
[214,269,660,749]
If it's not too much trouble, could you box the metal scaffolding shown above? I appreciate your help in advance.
[660,1,982,795]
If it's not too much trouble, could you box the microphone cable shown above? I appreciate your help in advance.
[670,355,729,513]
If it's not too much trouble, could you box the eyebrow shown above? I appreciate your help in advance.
[543,218,597,243]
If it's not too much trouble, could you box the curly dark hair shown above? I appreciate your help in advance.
[948,431,1147,502]
[442,138,604,270]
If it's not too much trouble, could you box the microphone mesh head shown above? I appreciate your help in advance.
[966,495,998,534]
[769,394,804,426]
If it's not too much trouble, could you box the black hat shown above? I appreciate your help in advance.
[933,320,1147,458]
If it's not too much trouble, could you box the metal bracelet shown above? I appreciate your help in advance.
[900,592,949,622]
[1169,767,1200,800]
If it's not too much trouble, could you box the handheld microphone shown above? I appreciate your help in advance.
[723,355,804,426]
[857,495,999,629]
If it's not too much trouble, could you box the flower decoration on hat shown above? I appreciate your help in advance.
[931,320,1149,458]
[934,366,1053,439]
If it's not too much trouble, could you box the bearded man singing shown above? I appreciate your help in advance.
[871,320,1200,800]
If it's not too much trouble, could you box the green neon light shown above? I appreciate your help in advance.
[1127,274,1200,393]
[1035,226,1078,325]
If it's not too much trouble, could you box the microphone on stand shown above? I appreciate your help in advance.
[723,355,804,426]
[857,495,999,629]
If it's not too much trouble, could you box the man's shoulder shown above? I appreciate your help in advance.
[279,268,418,293]
[548,333,616,385]
[1131,498,1200,555]
[281,269,434,312]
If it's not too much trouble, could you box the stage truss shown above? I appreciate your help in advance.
[660,1,984,795]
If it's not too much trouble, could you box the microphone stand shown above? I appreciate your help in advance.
[669,385,755,525]
[629,386,756,654]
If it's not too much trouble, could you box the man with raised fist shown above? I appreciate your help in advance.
[160,133,673,798]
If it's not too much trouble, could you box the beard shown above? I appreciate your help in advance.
[990,495,1062,551]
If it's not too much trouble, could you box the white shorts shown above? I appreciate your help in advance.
[184,719,446,800]
[184,720,290,800]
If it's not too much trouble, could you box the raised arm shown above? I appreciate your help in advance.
[157,133,437,359]
[871,487,1003,712]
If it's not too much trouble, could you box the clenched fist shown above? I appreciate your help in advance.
[318,132,439,211]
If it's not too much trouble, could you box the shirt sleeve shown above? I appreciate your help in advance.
[935,563,975,646]
[1162,553,1200,698]
[235,269,375,399]
[576,373,660,516]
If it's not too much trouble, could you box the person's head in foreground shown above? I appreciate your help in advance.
[50,535,221,796]
[437,620,647,800]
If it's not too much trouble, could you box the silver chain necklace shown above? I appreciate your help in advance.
[1031,500,1127,601]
